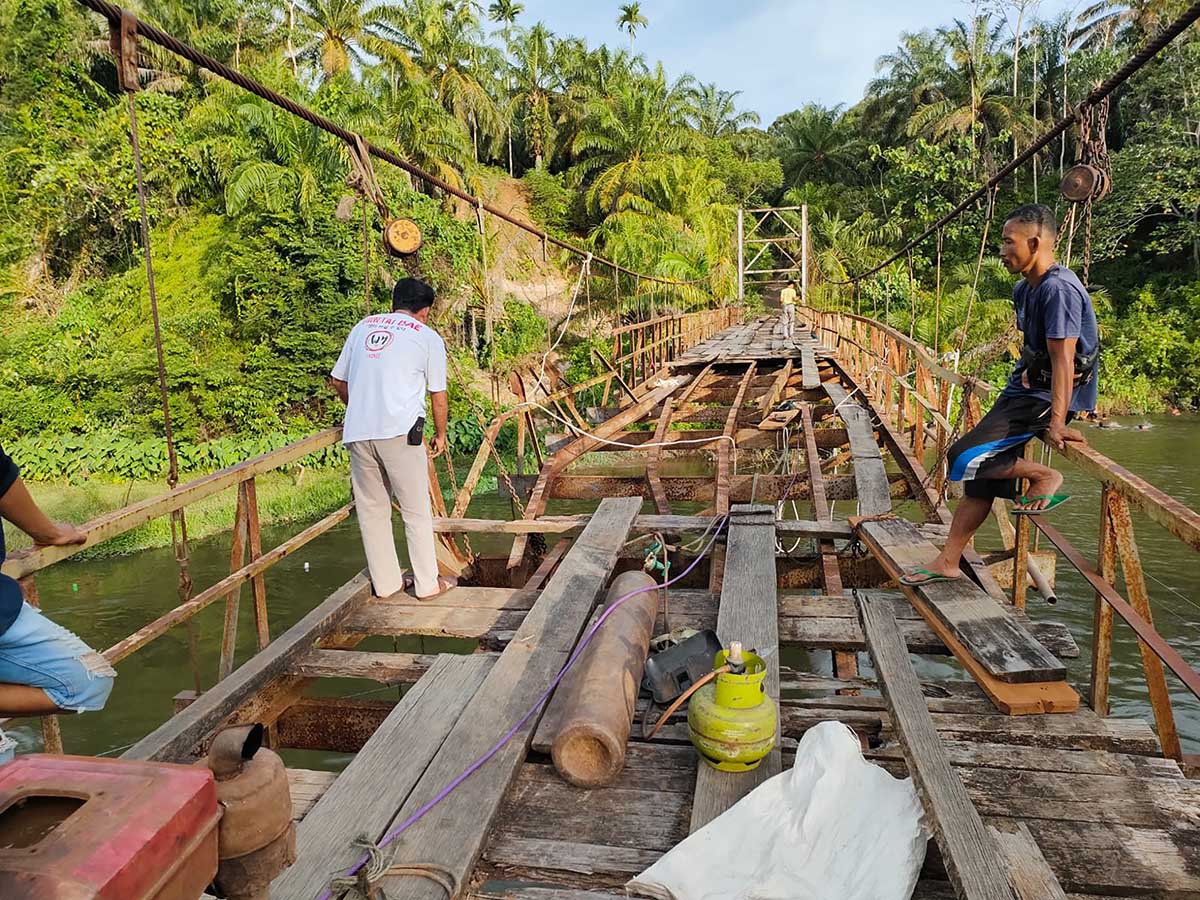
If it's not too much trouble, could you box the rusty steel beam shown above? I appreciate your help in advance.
[1033,517,1200,715]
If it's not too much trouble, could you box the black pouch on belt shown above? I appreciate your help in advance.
[407,416,426,446]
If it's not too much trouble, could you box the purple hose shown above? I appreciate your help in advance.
[317,515,729,900]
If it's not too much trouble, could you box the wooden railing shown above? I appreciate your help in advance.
[602,307,741,403]
[807,305,1200,762]
[2,428,351,752]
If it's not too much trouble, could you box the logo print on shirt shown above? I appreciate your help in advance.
[364,330,394,353]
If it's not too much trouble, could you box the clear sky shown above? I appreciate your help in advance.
[506,0,1081,126]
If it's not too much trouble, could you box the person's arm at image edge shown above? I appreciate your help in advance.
[427,337,449,458]
[0,451,84,547]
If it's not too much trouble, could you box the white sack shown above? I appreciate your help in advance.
[628,721,927,900]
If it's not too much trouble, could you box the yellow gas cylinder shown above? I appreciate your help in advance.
[687,642,777,772]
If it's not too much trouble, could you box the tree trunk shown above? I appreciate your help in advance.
[508,126,514,175]
[288,2,298,77]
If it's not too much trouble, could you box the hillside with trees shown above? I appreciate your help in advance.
[1,0,1198,487]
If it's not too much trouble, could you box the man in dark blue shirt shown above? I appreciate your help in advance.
[903,204,1097,586]
[0,445,115,724]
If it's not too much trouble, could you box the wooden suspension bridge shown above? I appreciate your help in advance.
[7,306,1200,900]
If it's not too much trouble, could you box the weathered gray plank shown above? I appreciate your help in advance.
[273,654,494,897]
[801,346,820,390]
[824,381,891,516]
[857,592,1015,900]
[689,504,781,832]
[124,570,372,762]
[374,497,643,900]
[859,517,1067,684]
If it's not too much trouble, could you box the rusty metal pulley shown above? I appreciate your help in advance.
[383,217,422,256]
[1061,164,1111,204]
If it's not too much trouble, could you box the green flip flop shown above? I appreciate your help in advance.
[1012,493,1072,516]
[900,567,963,587]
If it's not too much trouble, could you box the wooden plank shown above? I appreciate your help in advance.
[758,360,793,414]
[690,504,781,832]
[123,570,372,762]
[857,517,1066,685]
[375,498,642,900]
[800,347,820,390]
[824,381,891,516]
[287,768,338,823]
[272,654,494,897]
[291,649,462,683]
[857,593,1016,900]
[523,472,909,503]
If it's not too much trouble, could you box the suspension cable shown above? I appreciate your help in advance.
[74,0,711,291]
[828,1,1200,285]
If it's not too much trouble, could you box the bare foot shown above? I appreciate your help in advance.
[1015,468,1064,512]
[417,575,459,601]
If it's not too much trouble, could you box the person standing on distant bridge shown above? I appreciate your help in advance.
[0,445,115,727]
[331,278,456,600]
[902,204,1098,587]
[779,280,798,339]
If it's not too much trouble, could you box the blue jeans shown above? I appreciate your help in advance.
[0,603,115,712]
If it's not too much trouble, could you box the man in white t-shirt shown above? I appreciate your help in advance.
[331,278,454,599]
[779,280,798,339]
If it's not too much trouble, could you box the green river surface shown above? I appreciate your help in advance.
[6,414,1200,765]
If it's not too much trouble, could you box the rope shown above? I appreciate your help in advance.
[825,0,1200,284]
[329,837,457,899]
[537,253,591,389]
[73,0,711,291]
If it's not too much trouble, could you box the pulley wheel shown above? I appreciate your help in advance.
[383,218,423,256]
[1061,165,1104,203]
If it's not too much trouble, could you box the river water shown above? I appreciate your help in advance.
[6,415,1199,760]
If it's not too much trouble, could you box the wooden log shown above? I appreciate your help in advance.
[375,498,643,900]
[690,504,781,832]
[1091,485,1117,715]
[857,593,1017,900]
[271,654,494,897]
[549,571,659,788]
[123,570,372,762]
[646,401,674,515]
[715,364,756,516]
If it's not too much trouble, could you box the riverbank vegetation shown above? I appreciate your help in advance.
[2,0,1198,498]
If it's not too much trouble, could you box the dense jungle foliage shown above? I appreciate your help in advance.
[1,0,1199,483]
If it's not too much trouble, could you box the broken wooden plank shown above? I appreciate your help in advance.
[374,498,642,900]
[856,518,1067,687]
[272,654,494,897]
[287,768,337,823]
[124,570,373,762]
[715,365,756,516]
[857,593,1016,900]
[646,400,675,515]
[689,504,781,832]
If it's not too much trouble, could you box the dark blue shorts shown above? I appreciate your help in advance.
[947,394,1065,500]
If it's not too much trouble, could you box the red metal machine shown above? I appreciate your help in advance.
[0,754,220,899]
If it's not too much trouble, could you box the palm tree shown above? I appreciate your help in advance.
[616,3,648,52]
[863,30,945,145]
[487,0,524,34]
[906,16,1030,167]
[1072,0,1167,50]
[771,105,862,186]
[223,98,342,218]
[571,68,693,216]
[510,23,558,169]
[406,0,505,162]
[689,84,760,138]
[373,68,474,190]
[292,0,414,79]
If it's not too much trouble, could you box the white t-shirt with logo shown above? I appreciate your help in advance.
[331,312,448,445]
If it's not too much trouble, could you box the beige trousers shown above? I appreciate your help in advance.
[781,304,795,338]
[348,438,439,598]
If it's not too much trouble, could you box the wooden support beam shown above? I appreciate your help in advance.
[507,378,691,571]
[647,400,675,515]
[374,498,642,900]
[690,505,781,832]
[715,364,756,517]
[123,570,372,762]
[759,360,793,414]
[800,347,820,390]
[501,472,910,503]
[856,592,1019,900]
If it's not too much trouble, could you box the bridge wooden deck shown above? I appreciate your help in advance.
[138,315,1197,900]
